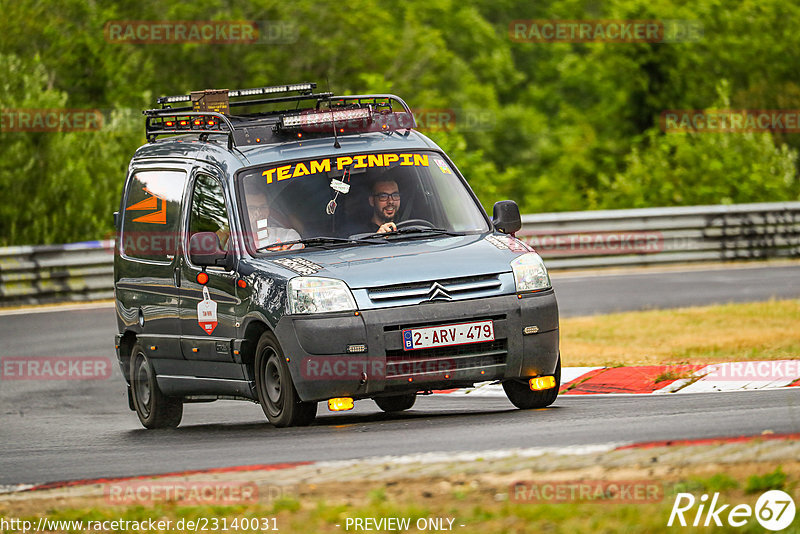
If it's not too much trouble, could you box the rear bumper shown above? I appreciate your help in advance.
[275,290,559,402]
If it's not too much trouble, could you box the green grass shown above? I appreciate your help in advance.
[746,466,788,494]
[7,469,798,534]
[561,299,800,367]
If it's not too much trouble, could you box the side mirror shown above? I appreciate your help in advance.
[188,232,230,268]
[492,200,521,234]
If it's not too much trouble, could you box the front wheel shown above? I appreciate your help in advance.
[129,344,183,428]
[255,331,317,427]
[374,393,416,412]
[503,355,561,409]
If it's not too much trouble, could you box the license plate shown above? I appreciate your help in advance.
[402,320,494,351]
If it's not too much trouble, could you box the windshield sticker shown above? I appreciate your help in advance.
[262,153,430,185]
[271,257,322,275]
[197,286,218,335]
[126,187,167,224]
[433,157,452,175]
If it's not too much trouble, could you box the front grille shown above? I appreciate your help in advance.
[367,274,502,304]
[385,339,508,379]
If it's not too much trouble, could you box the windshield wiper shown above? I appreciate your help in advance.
[360,228,466,240]
[256,236,384,252]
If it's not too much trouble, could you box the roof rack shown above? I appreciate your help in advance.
[144,111,238,149]
[143,83,417,148]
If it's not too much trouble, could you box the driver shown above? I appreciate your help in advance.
[355,178,402,234]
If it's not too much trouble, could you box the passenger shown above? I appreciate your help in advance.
[217,184,301,251]
[244,186,302,250]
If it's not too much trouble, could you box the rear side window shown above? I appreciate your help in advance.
[121,170,187,262]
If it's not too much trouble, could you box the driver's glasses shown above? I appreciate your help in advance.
[373,192,401,202]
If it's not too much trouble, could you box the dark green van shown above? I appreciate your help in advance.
[114,83,560,428]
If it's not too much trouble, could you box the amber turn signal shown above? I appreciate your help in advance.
[529,376,557,391]
[327,398,354,411]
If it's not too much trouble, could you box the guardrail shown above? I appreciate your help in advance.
[517,201,800,270]
[0,240,115,306]
[1,202,799,306]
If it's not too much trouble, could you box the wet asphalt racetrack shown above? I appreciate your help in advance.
[1,264,798,485]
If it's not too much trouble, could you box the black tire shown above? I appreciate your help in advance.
[374,393,416,413]
[130,343,183,429]
[503,355,561,409]
[255,331,317,427]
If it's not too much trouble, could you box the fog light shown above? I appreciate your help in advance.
[347,344,367,353]
[529,376,556,391]
[328,397,354,411]
[523,325,540,335]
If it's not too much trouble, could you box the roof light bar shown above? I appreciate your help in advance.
[149,113,228,132]
[160,95,192,104]
[228,83,315,98]
[281,107,371,129]
[158,83,316,105]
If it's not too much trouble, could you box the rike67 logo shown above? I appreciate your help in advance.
[668,490,796,531]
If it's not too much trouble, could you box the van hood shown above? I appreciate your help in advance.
[252,233,531,289]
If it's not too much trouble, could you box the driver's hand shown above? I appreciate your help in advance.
[377,222,397,234]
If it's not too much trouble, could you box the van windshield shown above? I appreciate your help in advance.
[236,151,490,253]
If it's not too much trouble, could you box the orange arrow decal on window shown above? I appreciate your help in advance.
[126,188,166,224]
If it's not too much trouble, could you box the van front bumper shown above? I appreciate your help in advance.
[275,290,559,402]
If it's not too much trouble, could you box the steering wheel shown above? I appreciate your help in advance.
[395,219,435,230]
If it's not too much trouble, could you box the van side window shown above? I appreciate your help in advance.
[121,170,187,262]
[189,174,230,252]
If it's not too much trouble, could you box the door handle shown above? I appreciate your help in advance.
[174,266,181,288]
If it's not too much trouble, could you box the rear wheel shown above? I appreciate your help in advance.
[374,393,416,412]
[130,343,183,429]
[503,355,561,409]
[255,331,317,427]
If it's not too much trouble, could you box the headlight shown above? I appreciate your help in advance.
[287,277,357,314]
[511,253,551,292]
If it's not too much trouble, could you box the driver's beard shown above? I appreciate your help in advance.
[376,206,396,224]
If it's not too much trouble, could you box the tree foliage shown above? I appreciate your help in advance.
[1,0,798,245]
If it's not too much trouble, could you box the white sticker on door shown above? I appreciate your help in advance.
[197,286,218,335]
